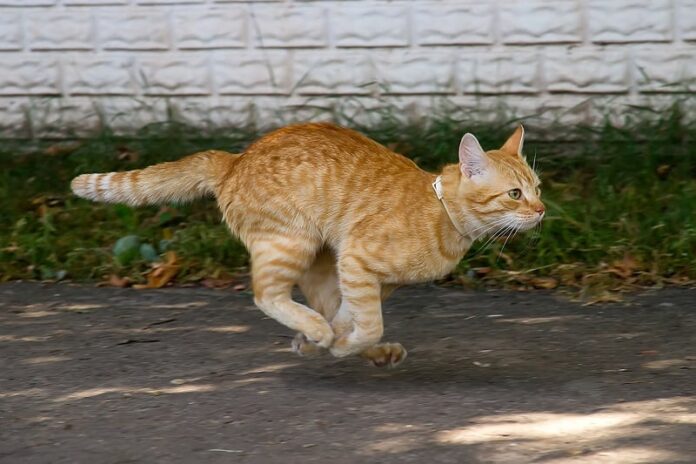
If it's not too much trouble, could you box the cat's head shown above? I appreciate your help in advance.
[455,126,544,237]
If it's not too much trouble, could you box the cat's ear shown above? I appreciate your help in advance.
[500,125,525,156]
[459,133,488,178]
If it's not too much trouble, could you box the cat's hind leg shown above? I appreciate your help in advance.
[250,236,334,348]
[293,248,341,356]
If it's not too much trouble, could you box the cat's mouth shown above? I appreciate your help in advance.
[493,219,539,240]
[518,216,544,231]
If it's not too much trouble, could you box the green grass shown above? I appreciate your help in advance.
[1,104,695,292]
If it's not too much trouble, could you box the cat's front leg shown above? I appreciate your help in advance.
[329,255,384,358]
[358,284,407,367]
[360,343,407,368]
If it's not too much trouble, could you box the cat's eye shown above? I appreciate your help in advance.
[508,188,522,200]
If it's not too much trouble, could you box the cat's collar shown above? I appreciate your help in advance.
[432,175,468,238]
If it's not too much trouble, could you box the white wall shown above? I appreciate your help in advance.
[0,0,695,136]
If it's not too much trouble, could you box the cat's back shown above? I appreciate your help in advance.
[236,122,417,175]
[216,123,432,246]
[219,123,431,237]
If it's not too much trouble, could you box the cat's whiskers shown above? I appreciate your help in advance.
[497,224,520,262]
[482,227,512,256]
[470,221,513,250]
[464,220,513,260]
[469,217,513,241]
[476,218,517,256]
[532,149,538,173]
[516,222,542,258]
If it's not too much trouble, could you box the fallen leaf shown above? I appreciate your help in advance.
[501,271,532,284]
[201,275,237,289]
[663,275,695,286]
[31,195,65,218]
[498,251,514,266]
[101,274,131,288]
[530,277,559,289]
[607,254,640,279]
[472,267,491,277]
[556,263,584,287]
[1,243,19,253]
[43,142,81,157]
[582,291,624,306]
[117,146,139,163]
[656,164,671,179]
[134,251,180,289]
[36,204,48,218]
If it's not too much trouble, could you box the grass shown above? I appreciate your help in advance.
[1,103,695,295]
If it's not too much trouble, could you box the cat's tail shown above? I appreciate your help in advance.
[71,150,239,206]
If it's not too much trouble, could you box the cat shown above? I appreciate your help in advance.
[71,123,544,367]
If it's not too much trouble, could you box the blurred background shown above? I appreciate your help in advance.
[1,0,694,134]
[1,0,695,299]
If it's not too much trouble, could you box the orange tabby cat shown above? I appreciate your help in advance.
[71,123,544,367]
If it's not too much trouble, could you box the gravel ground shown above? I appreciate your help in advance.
[1,282,695,464]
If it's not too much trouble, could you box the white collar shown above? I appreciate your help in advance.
[432,175,468,237]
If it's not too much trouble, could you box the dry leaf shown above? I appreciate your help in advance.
[107,274,131,288]
[31,195,64,216]
[201,276,237,289]
[656,164,671,179]
[2,243,19,253]
[664,275,695,286]
[582,291,624,306]
[134,251,180,289]
[472,267,491,277]
[530,277,559,289]
[498,251,514,267]
[43,142,80,157]
[36,204,49,218]
[502,271,532,284]
[607,254,640,279]
[117,147,139,163]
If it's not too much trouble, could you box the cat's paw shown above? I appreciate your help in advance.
[304,318,335,349]
[291,333,325,357]
[361,342,408,368]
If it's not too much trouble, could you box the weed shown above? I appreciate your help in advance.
[1,104,695,292]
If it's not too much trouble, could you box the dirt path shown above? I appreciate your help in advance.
[1,282,695,463]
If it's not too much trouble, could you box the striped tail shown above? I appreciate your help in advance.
[71,150,239,206]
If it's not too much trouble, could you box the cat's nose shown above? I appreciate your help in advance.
[535,204,546,215]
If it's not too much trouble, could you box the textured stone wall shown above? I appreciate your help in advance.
[0,0,695,136]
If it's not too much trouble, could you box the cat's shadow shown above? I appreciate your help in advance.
[274,345,594,391]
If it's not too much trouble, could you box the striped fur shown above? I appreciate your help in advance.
[71,150,238,206]
[71,123,543,367]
